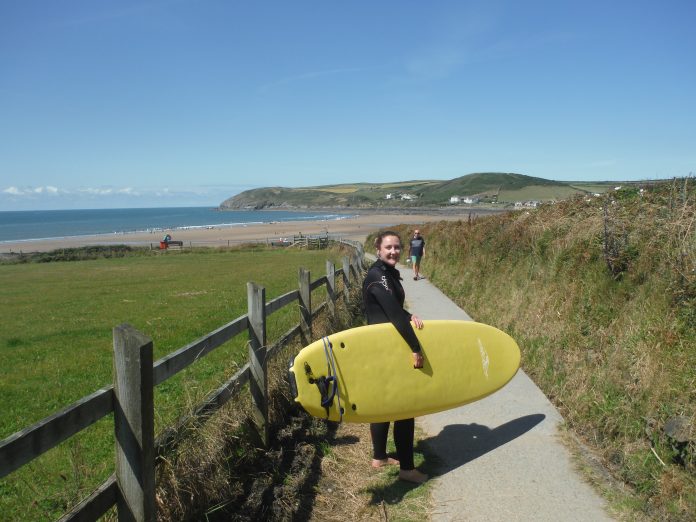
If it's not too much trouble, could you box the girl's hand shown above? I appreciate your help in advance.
[410,314,424,329]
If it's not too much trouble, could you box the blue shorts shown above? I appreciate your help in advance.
[411,255,422,265]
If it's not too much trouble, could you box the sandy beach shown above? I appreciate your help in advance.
[0,211,480,254]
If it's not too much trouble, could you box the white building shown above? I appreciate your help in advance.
[515,200,540,208]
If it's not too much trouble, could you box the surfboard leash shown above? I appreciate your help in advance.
[320,336,343,422]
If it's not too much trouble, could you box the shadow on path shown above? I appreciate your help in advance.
[421,413,547,475]
[365,414,546,506]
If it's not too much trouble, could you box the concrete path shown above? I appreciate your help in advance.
[396,263,614,521]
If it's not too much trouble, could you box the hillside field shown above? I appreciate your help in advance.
[219,172,629,210]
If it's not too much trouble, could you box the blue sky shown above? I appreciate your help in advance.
[1,1,694,210]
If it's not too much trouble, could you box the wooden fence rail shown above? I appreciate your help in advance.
[146,232,345,251]
[1,241,365,522]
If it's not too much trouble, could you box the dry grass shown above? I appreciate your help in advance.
[150,315,350,521]
[312,423,390,521]
[377,178,695,521]
[154,395,257,520]
[310,422,432,522]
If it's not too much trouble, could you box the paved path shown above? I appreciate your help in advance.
[395,263,613,521]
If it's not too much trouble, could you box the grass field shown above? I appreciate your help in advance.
[498,184,589,202]
[306,186,360,193]
[0,246,343,521]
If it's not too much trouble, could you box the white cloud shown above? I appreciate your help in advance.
[3,185,65,196]
[1,184,255,210]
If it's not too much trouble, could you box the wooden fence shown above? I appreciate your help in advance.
[291,233,330,249]
[0,240,365,522]
[148,232,341,251]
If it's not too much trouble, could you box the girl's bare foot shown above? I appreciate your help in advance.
[398,469,428,483]
[371,457,399,468]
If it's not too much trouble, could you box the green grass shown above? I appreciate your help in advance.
[497,184,588,202]
[0,246,342,521]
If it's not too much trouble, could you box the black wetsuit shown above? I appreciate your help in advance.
[362,258,421,470]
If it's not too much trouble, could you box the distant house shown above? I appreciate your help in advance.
[400,193,417,201]
[450,195,479,204]
[515,200,540,208]
[385,193,393,200]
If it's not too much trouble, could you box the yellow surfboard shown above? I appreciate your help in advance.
[289,320,520,423]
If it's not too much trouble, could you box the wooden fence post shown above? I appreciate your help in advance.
[342,256,351,306]
[326,260,336,321]
[247,282,269,448]
[299,268,312,344]
[351,252,360,279]
[356,243,365,270]
[113,324,155,522]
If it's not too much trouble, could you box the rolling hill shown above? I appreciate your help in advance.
[218,173,617,210]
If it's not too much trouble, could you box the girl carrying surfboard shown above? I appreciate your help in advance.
[362,230,428,484]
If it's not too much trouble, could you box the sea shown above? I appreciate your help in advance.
[0,207,353,243]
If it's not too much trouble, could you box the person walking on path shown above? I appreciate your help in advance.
[409,229,426,280]
[362,230,428,484]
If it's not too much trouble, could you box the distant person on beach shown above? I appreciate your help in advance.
[409,229,425,280]
[163,233,172,244]
[362,230,428,484]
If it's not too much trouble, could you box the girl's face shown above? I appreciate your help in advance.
[377,234,401,267]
